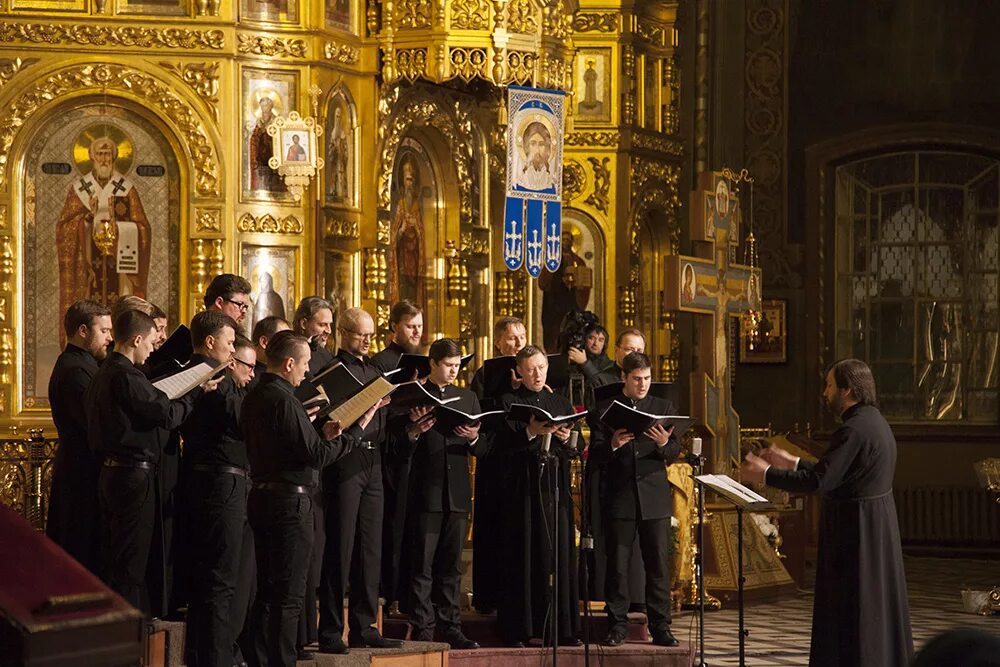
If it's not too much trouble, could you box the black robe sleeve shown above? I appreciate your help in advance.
[766,422,864,494]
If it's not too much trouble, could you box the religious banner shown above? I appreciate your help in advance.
[503,86,566,277]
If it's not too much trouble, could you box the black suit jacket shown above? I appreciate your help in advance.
[49,345,99,466]
[588,393,680,521]
[371,341,408,374]
[394,382,484,512]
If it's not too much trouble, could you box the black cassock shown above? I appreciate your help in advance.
[495,386,580,644]
[766,403,913,667]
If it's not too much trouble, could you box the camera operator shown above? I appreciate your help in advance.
[561,311,614,410]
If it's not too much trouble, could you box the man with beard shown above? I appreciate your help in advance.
[293,296,335,376]
[514,121,556,192]
[588,352,680,648]
[46,299,113,574]
[57,137,151,344]
[495,345,581,647]
[205,274,253,332]
[317,307,401,653]
[371,300,424,610]
[87,309,216,614]
[395,339,481,649]
[741,359,913,667]
[469,316,527,614]
[178,311,244,667]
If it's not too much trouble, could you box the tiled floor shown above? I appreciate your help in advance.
[672,556,999,666]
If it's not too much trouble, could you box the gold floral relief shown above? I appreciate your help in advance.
[0,23,225,50]
[158,61,220,121]
[236,212,304,234]
[237,33,308,59]
[451,0,491,30]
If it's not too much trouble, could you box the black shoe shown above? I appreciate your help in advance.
[559,637,583,647]
[317,639,350,655]
[602,626,627,647]
[505,639,526,648]
[442,631,479,650]
[353,633,404,649]
[296,648,315,660]
[651,627,680,647]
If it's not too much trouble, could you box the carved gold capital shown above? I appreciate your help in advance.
[0,23,224,49]
[566,131,620,147]
[237,33,308,59]
[237,213,303,234]
[572,12,618,32]
[195,207,222,234]
[158,61,220,122]
[324,214,359,240]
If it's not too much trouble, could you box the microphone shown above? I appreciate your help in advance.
[541,432,552,454]
[687,436,703,467]
[568,430,579,450]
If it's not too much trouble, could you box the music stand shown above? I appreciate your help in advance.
[693,474,774,667]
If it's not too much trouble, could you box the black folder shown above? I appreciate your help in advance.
[294,362,362,411]
[480,355,518,398]
[146,324,193,371]
[388,381,462,414]
[433,404,505,433]
[598,400,693,438]
[545,353,571,390]
[506,403,589,427]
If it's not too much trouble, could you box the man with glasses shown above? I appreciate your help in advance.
[205,274,253,328]
[293,296,336,377]
[317,307,402,653]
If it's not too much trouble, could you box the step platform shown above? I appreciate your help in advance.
[301,641,450,666]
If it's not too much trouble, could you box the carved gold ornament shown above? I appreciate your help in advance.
[585,157,611,214]
[0,63,219,197]
[267,111,324,201]
[572,12,618,32]
[325,41,361,64]
[0,23,224,50]
[237,33,308,59]
[158,61,220,121]
[237,213,304,235]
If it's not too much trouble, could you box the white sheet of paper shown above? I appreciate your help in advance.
[696,473,770,504]
[152,362,216,400]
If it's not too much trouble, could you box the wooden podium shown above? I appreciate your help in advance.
[0,504,144,666]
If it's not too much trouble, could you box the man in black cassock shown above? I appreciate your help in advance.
[588,352,681,647]
[469,315,526,614]
[47,299,113,575]
[371,299,424,609]
[394,338,481,649]
[178,311,246,667]
[742,358,913,667]
[317,307,402,653]
[87,309,209,614]
[495,345,581,647]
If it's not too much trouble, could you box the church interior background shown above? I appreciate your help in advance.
[0,0,998,662]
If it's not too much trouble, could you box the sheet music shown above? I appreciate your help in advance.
[696,473,770,505]
[327,376,396,428]
[152,362,219,400]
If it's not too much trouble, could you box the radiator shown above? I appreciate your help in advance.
[895,486,1000,546]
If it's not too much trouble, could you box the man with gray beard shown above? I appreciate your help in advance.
[57,136,151,336]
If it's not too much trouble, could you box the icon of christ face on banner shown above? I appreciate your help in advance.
[56,131,151,337]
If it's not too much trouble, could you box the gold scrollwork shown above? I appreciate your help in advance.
[0,236,12,293]
[0,23,225,50]
[324,215,359,240]
[0,205,6,233]
[395,49,428,81]
[460,232,489,257]
[394,0,433,29]
[0,58,36,90]
[236,213,303,234]
[506,0,538,34]
[448,47,489,83]
[565,131,620,147]
[633,131,684,156]
[451,0,491,30]
[572,12,618,32]
[637,19,670,47]
[376,218,391,246]
[562,160,585,203]
[0,63,219,197]
[158,61,220,121]
[506,50,536,85]
[237,33,308,59]
[585,156,611,214]
[324,41,360,64]
[195,207,222,233]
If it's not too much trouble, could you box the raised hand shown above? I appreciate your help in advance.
[322,420,343,439]
[567,347,586,365]
[740,451,769,486]
[611,428,635,451]
[759,445,798,470]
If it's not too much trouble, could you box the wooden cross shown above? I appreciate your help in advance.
[664,171,761,473]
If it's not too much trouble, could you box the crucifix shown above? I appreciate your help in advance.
[664,171,761,473]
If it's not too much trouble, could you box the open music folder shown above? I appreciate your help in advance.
[152,361,227,400]
[694,474,775,511]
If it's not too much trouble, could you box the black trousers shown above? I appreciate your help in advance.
[185,471,249,667]
[317,449,383,645]
[471,456,502,612]
[99,465,156,615]
[408,510,466,636]
[380,456,411,606]
[233,510,257,664]
[297,487,323,648]
[247,489,314,667]
[46,446,102,574]
[605,516,672,631]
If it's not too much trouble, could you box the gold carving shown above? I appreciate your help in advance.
[0,58,36,89]
[507,0,538,34]
[236,213,303,234]
[191,239,209,299]
[0,63,219,197]
[506,51,536,85]
[395,49,428,81]
[237,33,308,59]
[325,41,361,64]
[572,12,618,32]
[209,238,224,279]
[637,19,670,47]
[585,156,611,214]
[452,0,491,29]
[158,61,220,121]
[195,208,222,233]
[562,160,585,203]
[449,47,488,83]
[395,0,432,29]
[0,236,13,293]
[0,206,6,233]
[460,232,489,257]
[376,218,391,246]
[633,131,685,156]
[363,247,388,301]
[565,131,620,147]
[324,215,359,240]
[0,23,224,49]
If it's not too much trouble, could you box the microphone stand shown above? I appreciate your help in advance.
[687,447,708,667]
[539,432,559,667]
[576,427,593,667]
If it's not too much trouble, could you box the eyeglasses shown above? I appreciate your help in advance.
[231,357,255,370]
[341,329,375,341]
[225,298,250,313]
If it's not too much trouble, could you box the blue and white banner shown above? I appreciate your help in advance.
[503,86,566,277]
